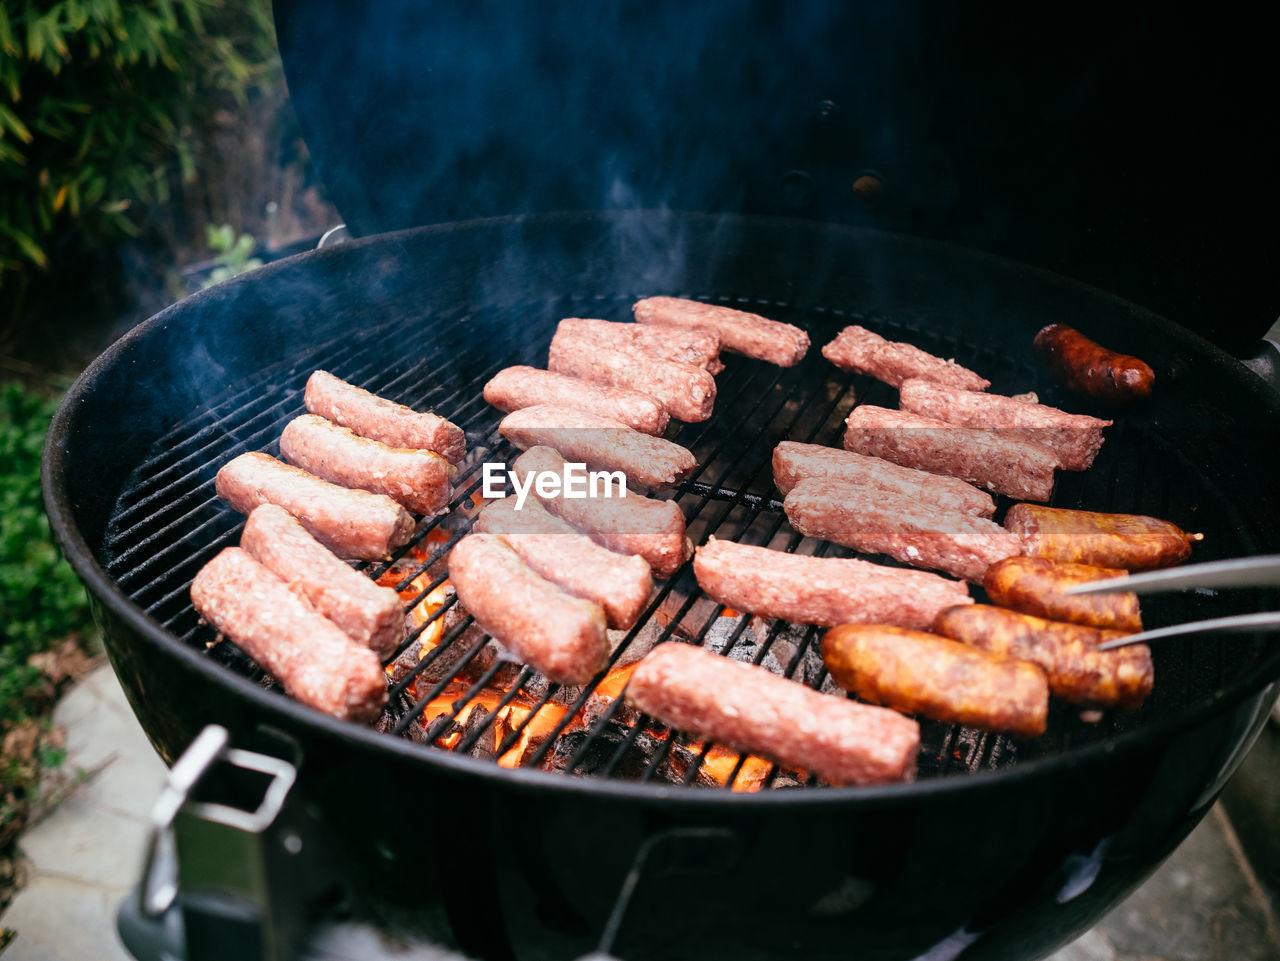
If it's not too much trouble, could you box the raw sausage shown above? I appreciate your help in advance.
[783,478,1022,583]
[632,296,809,367]
[821,325,990,391]
[983,556,1142,632]
[279,414,453,516]
[190,547,388,722]
[483,365,669,436]
[1003,503,1199,571]
[843,405,1059,502]
[240,504,406,657]
[475,495,653,630]
[934,604,1155,710]
[898,378,1112,471]
[1032,324,1155,402]
[215,452,415,561]
[304,369,465,463]
[822,625,1049,739]
[772,440,994,517]
[694,536,972,630]
[448,533,610,685]
[557,317,723,374]
[626,642,921,785]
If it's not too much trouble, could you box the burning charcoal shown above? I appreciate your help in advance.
[580,692,641,731]
[544,723,716,786]
[458,705,498,761]
[609,618,662,669]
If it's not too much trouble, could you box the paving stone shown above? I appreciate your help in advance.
[16,792,148,891]
[74,747,168,823]
[1,877,133,961]
[56,677,158,781]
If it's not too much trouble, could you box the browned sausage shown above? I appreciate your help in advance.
[474,495,654,630]
[304,370,465,463]
[190,547,388,722]
[510,446,692,577]
[240,504,406,657]
[1003,503,1200,571]
[1032,324,1155,402]
[821,325,990,391]
[934,604,1154,710]
[694,536,972,630]
[821,625,1049,739]
[626,642,921,785]
[448,533,609,685]
[557,317,723,374]
[482,365,670,436]
[498,404,696,491]
[632,296,809,367]
[279,414,454,516]
[983,556,1142,632]
[215,452,415,561]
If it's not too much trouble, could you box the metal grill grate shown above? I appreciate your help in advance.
[102,293,1273,790]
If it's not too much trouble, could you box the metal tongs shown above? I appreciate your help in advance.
[1064,555,1280,650]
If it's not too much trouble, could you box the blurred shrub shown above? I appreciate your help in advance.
[0,0,277,284]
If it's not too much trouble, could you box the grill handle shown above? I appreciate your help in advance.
[1243,317,1280,394]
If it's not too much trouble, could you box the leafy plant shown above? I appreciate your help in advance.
[202,222,263,287]
[0,0,278,283]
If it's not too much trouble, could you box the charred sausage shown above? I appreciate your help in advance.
[190,547,388,722]
[475,495,654,630]
[279,414,453,516]
[694,536,972,629]
[240,504,406,657]
[304,369,465,463]
[626,642,921,785]
[448,533,610,685]
[898,378,1112,471]
[215,452,415,561]
[772,440,995,517]
[1003,503,1199,571]
[483,365,670,436]
[983,556,1142,632]
[821,325,990,391]
[934,604,1154,710]
[1032,324,1155,402]
[822,625,1049,739]
[632,296,809,367]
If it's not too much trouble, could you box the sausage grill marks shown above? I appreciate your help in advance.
[632,296,810,367]
[1032,324,1156,402]
[984,556,1143,632]
[822,626,1050,740]
[1004,504,1200,571]
[483,365,670,436]
[626,642,921,786]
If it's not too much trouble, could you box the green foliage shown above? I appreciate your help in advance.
[0,382,90,724]
[0,0,278,282]
[201,222,263,287]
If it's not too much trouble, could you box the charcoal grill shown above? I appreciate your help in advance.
[44,211,1280,961]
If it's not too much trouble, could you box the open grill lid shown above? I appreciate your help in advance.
[273,3,1279,355]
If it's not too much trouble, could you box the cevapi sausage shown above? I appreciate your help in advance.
[1032,324,1155,402]
[190,547,388,722]
[934,604,1154,710]
[240,504,406,657]
[475,495,653,630]
[548,331,716,422]
[215,452,414,561]
[557,317,723,374]
[483,365,669,436]
[304,369,465,463]
[448,533,609,685]
[821,325,990,391]
[984,556,1142,632]
[694,537,972,630]
[898,378,1112,471]
[772,440,994,517]
[783,478,1022,583]
[511,446,691,577]
[279,414,453,516]
[843,405,1059,502]
[499,404,696,491]
[632,296,809,367]
[626,642,921,786]
[822,625,1049,739]
[1003,503,1199,571]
